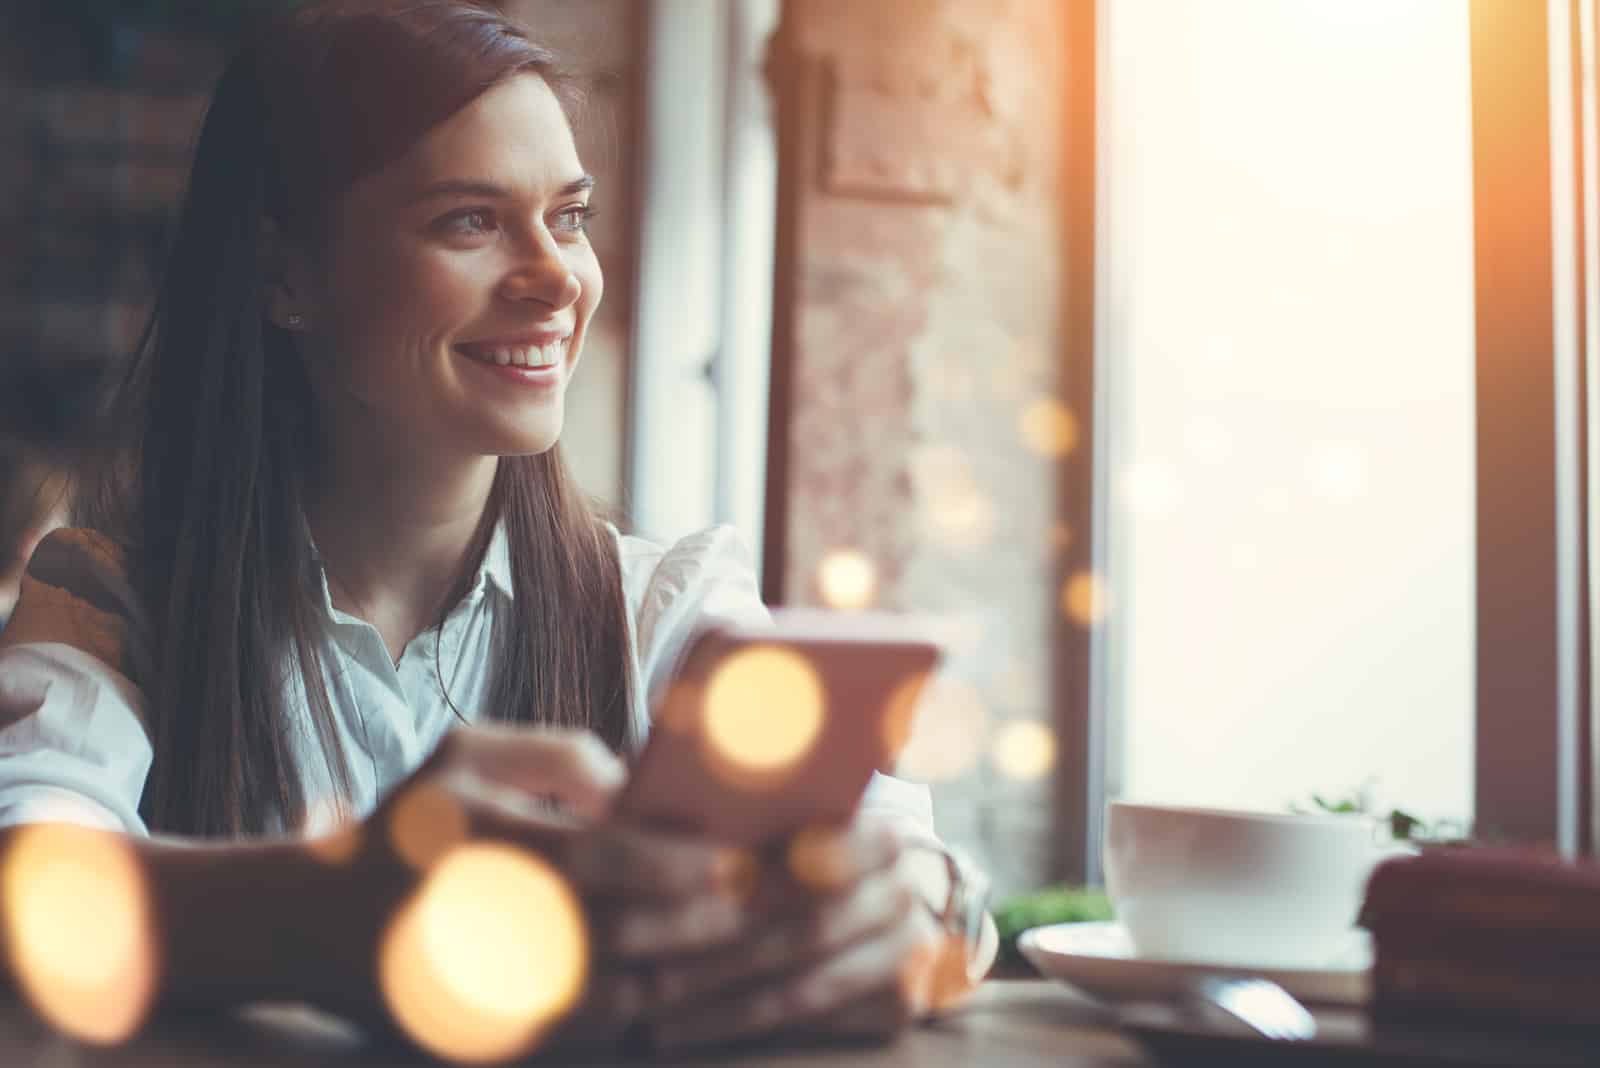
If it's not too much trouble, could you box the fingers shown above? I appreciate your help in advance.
[596,890,753,960]
[558,823,745,900]
[644,906,944,1051]
[451,725,625,819]
[638,866,914,1012]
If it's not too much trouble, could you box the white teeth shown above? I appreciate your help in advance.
[462,339,567,368]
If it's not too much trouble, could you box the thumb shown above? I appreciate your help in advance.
[453,725,626,820]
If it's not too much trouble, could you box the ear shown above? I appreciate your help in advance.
[259,216,313,331]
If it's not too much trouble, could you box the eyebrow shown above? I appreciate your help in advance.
[412,174,596,203]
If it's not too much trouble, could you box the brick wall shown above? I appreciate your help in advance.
[767,0,1071,897]
[0,3,639,503]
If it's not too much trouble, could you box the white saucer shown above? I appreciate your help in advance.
[1017,921,1371,1007]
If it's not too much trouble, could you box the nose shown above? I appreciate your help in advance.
[498,231,581,310]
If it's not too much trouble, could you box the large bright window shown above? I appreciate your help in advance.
[1100,0,1477,827]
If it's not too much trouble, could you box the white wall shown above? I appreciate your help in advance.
[1103,0,1476,826]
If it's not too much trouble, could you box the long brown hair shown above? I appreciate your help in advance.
[80,0,635,836]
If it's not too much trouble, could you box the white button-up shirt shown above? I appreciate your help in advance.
[0,524,936,838]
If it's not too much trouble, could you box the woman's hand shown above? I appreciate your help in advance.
[308,724,765,1050]
[624,816,979,1052]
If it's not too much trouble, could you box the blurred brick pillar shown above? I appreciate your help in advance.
[765,0,1071,896]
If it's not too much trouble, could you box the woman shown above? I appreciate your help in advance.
[0,0,995,1055]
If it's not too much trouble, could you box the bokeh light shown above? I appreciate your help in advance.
[380,843,587,1064]
[387,782,469,873]
[1061,571,1110,627]
[991,720,1058,781]
[1,824,158,1044]
[1019,397,1080,458]
[816,548,878,610]
[702,645,825,786]
[891,677,990,782]
[912,445,997,551]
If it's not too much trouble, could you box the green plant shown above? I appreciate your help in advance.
[1290,783,1473,846]
[990,885,1113,966]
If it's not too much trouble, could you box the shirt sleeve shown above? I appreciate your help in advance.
[0,529,153,833]
[629,524,937,838]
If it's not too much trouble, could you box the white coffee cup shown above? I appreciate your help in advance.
[1102,800,1410,969]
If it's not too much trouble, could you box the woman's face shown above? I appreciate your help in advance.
[284,73,602,460]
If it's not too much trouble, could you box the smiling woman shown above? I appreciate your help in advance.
[0,0,993,1060]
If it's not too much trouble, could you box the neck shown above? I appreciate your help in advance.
[304,429,498,653]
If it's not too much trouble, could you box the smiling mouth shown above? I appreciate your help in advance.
[456,337,569,369]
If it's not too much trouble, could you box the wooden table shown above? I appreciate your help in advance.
[0,982,1151,1067]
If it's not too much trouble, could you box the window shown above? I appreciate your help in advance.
[1061,0,1597,881]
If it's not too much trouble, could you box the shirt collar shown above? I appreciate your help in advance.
[305,517,516,617]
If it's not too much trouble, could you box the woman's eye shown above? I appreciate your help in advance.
[554,206,597,234]
[439,209,495,237]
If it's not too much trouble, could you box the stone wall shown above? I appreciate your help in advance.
[767,0,1071,897]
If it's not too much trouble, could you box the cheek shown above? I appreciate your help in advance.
[321,227,482,350]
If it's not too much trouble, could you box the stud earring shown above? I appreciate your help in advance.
[286,313,305,329]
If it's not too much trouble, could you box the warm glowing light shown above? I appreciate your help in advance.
[380,843,587,1064]
[991,721,1058,781]
[1307,442,1367,501]
[1119,460,1182,518]
[912,445,996,551]
[882,673,935,760]
[817,548,878,610]
[1019,397,1080,458]
[1062,572,1109,626]
[1,824,158,1044]
[891,677,989,782]
[787,827,853,892]
[388,782,469,873]
[702,646,826,785]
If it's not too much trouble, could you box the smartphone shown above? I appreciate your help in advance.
[614,609,948,847]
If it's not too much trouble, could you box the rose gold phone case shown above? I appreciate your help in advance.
[615,610,946,847]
